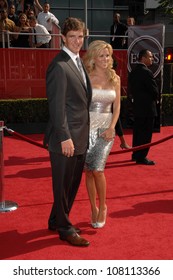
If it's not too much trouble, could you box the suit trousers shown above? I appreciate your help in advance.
[132,116,154,160]
[48,151,86,237]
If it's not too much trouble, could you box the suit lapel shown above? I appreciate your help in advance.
[61,50,87,88]
[60,51,92,102]
[68,59,85,85]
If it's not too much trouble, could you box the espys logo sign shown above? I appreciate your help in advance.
[127,35,164,78]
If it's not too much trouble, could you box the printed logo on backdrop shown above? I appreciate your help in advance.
[127,35,163,78]
[127,24,165,78]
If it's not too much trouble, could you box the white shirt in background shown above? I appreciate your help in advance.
[33,23,51,44]
[37,11,60,32]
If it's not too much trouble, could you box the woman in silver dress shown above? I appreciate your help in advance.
[83,40,121,228]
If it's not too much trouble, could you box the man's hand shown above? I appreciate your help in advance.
[61,139,75,157]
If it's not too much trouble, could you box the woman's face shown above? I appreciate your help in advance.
[94,47,110,70]
[19,15,27,23]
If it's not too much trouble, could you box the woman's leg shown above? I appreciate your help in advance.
[92,170,107,223]
[116,118,131,149]
[85,170,98,224]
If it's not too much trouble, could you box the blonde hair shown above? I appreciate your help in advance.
[83,40,118,85]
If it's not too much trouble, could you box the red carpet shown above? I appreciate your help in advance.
[0,127,173,260]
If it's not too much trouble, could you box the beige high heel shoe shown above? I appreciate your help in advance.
[91,207,99,228]
[95,207,107,228]
[120,143,131,149]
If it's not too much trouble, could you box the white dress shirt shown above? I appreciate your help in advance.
[62,46,86,85]
[62,46,79,67]
[37,11,60,32]
[33,23,51,44]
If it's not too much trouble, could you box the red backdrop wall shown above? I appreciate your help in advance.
[0,49,128,99]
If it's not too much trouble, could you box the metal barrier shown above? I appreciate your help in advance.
[0,120,18,212]
[0,24,62,49]
[1,30,125,50]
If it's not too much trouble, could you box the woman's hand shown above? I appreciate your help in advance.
[100,128,115,142]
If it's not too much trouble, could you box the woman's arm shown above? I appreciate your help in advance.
[34,0,43,12]
[110,74,121,129]
[101,74,121,142]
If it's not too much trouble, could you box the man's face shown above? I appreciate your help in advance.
[144,51,154,66]
[43,4,50,13]
[9,6,15,15]
[114,14,120,23]
[0,10,7,20]
[29,19,36,27]
[62,30,84,55]
[127,17,135,26]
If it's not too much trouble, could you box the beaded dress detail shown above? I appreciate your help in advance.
[85,88,116,171]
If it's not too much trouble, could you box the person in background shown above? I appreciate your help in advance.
[37,2,60,33]
[128,49,159,165]
[112,55,131,149]
[110,12,127,49]
[122,16,135,49]
[44,17,92,246]
[13,12,30,47]
[24,0,42,14]
[15,0,42,16]
[24,2,31,16]
[29,15,51,48]
[115,118,131,149]
[83,40,120,228]
[127,16,135,26]
[0,8,17,47]
[16,0,24,15]
[26,7,34,19]
[37,2,60,47]
[0,0,8,10]
[113,55,131,149]
[8,3,19,25]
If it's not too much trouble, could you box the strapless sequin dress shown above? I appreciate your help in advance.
[85,88,116,171]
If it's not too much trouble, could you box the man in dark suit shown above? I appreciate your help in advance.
[44,17,92,246]
[110,12,127,49]
[128,49,159,165]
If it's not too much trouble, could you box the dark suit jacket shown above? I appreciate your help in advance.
[44,50,92,155]
[128,63,159,117]
[110,22,127,49]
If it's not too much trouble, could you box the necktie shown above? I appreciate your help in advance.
[112,25,117,41]
[76,56,86,85]
[33,28,37,44]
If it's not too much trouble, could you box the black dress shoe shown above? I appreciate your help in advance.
[136,158,155,165]
[48,224,81,234]
[60,233,90,247]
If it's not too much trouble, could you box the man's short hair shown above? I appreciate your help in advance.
[138,49,149,61]
[61,17,86,36]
